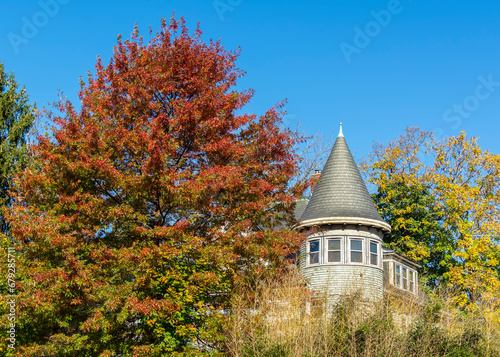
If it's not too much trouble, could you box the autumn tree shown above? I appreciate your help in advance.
[363,127,500,308]
[2,17,304,356]
[363,128,455,288]
[0,63,35,233]
[373,180,454,288]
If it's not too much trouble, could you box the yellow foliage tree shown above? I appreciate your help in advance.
[364,127,500,308]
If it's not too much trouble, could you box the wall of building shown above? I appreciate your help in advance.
[299,224,385,303]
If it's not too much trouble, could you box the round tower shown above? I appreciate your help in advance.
[298,124,391,303]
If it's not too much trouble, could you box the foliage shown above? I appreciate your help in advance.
[225,269,497,357]
[0,63,35,233]
[373,180,454,287]
[0,64,34,355]
[362,127,500,307]
[0,17,305,356]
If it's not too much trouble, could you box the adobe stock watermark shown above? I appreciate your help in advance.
[213,0,243,21]
[7,0,71,54]
[340,0,405,63]
[6,247,17,351]
[441,74,500,130]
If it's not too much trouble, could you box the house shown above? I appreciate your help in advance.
[295,124,421,303]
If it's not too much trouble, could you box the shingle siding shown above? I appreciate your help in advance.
[302,264,383,302]
[299,226,385,302]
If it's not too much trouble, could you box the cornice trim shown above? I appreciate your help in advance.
[297,216,391,233]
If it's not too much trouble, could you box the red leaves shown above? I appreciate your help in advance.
[7,14,305,354]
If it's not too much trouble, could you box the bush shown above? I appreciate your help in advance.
[223,269,500,357]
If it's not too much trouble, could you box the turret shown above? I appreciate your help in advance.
[298,124,391,303]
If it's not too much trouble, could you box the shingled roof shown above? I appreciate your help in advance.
[299,125,391,232]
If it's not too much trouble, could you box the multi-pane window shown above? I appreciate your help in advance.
[309,240,320,265]
[409,270,415,292]
[350,239,363,263]
[327,239,342,263]
[370,241,378,266]
[395,264,401,286]
[402,267,408,290]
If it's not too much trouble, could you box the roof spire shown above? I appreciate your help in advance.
[298,129,391,232]
[338,122,344,137]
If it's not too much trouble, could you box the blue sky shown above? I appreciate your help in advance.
[1,0,500,162]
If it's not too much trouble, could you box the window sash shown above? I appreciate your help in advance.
[395,264,401,286]
[327,239,342,263]
[403,267,408,290]
[309,240,320,265]
[350,239,363,263]
[369,242,378,266]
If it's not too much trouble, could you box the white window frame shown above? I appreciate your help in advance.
[308,239,320,266]
[369,241,379,266]
[325,237,343,264]
[409,270,415,293]
[395,263,401,287]
[402,267,408,290]
[349,238,364,264]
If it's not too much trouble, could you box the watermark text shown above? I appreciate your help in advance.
[8,0,71,54]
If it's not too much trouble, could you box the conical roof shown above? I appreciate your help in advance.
[299,126,390,232]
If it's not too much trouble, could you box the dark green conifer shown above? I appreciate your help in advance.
[0,63,35,233]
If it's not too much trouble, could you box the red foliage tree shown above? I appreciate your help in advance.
[3,17,304,356]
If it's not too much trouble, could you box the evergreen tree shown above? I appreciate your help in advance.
[0,62,35,233]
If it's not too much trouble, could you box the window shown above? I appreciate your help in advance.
[403,267,408,290]
[327,239,341,263]
[309,240,320,265]
[350,239,363,263]
[395,264,401,287]
[370,241,378,266]
[409,270,415,292]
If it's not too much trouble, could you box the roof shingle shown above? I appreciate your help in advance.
[299,133,388,229]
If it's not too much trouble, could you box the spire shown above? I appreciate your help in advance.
[299,128,390,232]
[338,122,343,137]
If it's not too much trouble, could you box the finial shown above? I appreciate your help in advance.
[338,122,344,137]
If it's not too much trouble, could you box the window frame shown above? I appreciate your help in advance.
[402,267,408,290]
[349,238,364,264]
[308,239,321,266]
[369,241,379,266]
[409,270,415,292]
[395,263,401,287]
[326,237,343,264]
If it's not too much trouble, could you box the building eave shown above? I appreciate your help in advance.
[296,216,391,233]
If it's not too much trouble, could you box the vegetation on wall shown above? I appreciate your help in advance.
[225,269,500,357]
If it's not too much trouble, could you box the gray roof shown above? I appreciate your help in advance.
[299,134,387,227]
[294,198,309,222]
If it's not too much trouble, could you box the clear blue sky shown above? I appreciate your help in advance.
[1,0,500,161]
